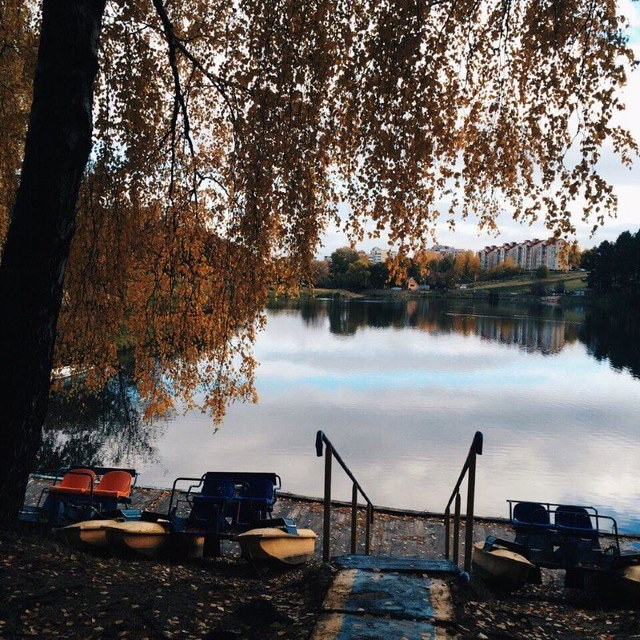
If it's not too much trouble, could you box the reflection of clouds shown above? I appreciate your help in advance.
[131,302,640,533]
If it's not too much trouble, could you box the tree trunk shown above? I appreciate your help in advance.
[0,0,107,523]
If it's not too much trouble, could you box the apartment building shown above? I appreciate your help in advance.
[431,244,466,258]
[369,247,388,264]
[478,238,568,271]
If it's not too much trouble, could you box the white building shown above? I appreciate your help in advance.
[369,247,388,264]
[478,238,568,271]
[431,244,465,258]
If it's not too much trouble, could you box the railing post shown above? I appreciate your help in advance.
[444,507,450,559]
[442,431,483,571]
[464,450,477,573]
[323,443,332,562]
[453,493,461,565]
[350,483,358,554]
[316,431,374,560]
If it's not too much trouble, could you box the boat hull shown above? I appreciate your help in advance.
[237,527,317,565]
[57,519,116,549]
[105,521,204,559]
[472,542,535,590]
[585,564,640,604]
[614,565,640,602]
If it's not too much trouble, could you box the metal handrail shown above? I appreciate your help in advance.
[444,431,483,573]
[315,430,375,562]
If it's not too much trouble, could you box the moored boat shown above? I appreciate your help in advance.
[105,520,204,559]
[585,564,640,604]
[472,541,535,590]
[57,519,116,549]
[105,521,171,557]
[237,526,317,565]
[613,564,640,602]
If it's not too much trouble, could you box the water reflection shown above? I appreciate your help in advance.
[39,371,163,472]
[39,298,640,532]
[580,307,640,379]
[272,297,581,355]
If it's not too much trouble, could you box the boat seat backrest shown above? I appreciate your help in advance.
[49,468,96,494]
[241,477,276,502]
[201,474,236,499]
[555,505,594,531]
[512,502,550,529]
[94,470,133,498]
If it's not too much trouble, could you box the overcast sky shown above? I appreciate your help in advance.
[319,1,640,256]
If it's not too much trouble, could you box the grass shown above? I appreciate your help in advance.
[470,271,588,294]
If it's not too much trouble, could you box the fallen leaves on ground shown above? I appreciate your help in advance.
[0,530,330,640]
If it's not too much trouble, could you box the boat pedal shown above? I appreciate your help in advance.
[483,535,497,551]
[281,518,298,535]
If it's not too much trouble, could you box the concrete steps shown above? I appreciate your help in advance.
[311,555,460,639]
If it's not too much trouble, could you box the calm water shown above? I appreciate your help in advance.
[41,298,640,532]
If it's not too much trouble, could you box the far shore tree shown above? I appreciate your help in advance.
[584,230,640,297]
[369,262,391,290]
[567,241,582,270]
[329,247,360,288]
[310,259,331,289]
[454,250,481,283]
[0,0,637,520]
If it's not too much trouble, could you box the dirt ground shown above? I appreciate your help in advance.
[0,529,330,640]
[2,529,640,640]
[453,570,640,639]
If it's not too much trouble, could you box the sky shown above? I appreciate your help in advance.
[319,1,640,256]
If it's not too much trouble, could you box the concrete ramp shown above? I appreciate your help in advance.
[311,614,456,639]
[311,555,459,640]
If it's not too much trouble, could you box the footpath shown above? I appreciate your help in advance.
[311,555,459,639]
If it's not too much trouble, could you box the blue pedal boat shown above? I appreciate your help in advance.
[474,500,640,600]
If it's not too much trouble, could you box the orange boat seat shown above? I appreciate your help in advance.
[93,470,132,499]
[48,468,96,495]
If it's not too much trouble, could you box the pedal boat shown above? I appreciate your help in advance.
[57,519,116,549]
[105,520,204,559]
[610,564,640,601]
[472,540,535,590]
[585,563,640,603]
[237,526,317,565]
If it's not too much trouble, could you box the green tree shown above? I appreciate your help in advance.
[329,248,360,288]
[369,262,390,289]
[586,230,640,297]
[586,241,615,292]
[536,265,549,279]
[344,260,371,291]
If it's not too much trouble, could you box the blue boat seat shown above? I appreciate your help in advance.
[512,502,551,532]
[555,505,599,545]
[237,476,277,523]
[188,475,236,527]
[185,472,280,529]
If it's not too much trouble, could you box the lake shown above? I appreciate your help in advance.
[41,297,640,533]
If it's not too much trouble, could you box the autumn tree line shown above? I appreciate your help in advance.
[311,245,582,292]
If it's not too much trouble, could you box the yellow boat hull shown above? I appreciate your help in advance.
[237,527,317,565]
[57,519,116,549]
[105,521,204,559]
[472,541,535,590]
[586,564,640,604]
